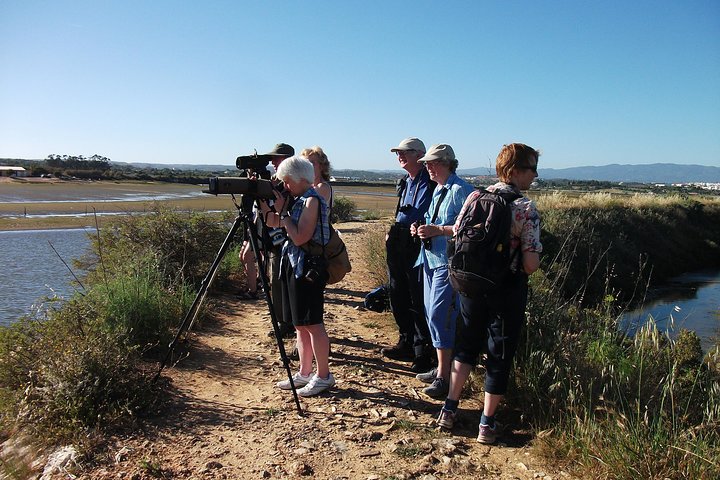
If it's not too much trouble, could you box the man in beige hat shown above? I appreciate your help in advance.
[381,137,435,372]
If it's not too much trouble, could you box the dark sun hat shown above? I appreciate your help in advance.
[265,143,295,157]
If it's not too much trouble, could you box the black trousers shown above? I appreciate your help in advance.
[386,223,430,355]
[454,274,528,395]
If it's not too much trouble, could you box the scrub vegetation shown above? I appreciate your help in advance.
[0,205,243,452]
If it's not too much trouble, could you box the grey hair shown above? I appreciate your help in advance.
[276,156,315,184]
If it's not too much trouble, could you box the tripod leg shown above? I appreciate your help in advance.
[154,214,245,383]
[246,224,304,415]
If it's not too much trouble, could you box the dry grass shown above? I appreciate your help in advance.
[535,191,720,209]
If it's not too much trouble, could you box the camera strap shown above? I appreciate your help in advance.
[429,186,449,224]
[316,200,327,254]
[394,175,407,217]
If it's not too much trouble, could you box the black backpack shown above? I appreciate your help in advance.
[448,188,522,297]
[364,285,389,312]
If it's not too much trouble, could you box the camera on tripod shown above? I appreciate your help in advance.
[203,176,276,198]
[203,151,280,197]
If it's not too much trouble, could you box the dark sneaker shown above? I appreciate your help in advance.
[381,339,413,361]
[238,289,259,300]
[410,355,432,373]
[415,367,437,384]
[477,422,502,444]
[422,377,449,399]
[436,408,456,429]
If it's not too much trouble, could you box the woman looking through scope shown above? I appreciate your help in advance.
[259,156,335,397]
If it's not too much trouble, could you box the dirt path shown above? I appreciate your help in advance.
[74,220,572,480]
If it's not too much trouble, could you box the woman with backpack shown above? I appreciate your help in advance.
[410,144,475,399]
[436,143,542,444]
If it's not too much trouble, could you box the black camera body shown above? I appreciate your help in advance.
[236,153,273,172]
[304,255,328,283]
[413,218,433,250]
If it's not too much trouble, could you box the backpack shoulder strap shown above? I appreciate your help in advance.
[494,189,522,203]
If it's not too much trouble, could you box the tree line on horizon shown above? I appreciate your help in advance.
[3,156,718,197]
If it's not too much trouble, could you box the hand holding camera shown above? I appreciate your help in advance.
[412,219,433,250]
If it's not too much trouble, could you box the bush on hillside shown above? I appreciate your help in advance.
[83,253,197,350]
[84,203,235,289]
[0,307,156,444]
[0,207,236,445]
[331,196,356,223]
[537,195,720,305]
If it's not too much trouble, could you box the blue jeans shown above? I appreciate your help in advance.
[422,264,459,349]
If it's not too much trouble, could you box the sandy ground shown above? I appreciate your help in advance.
[13,220,574,480]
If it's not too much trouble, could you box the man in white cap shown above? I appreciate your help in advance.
[381,137,435,372]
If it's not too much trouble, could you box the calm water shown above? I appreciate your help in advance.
[0,229,92,326]
[621,270,720,351]
[0,185,205,203]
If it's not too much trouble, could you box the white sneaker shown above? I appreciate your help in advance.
[297,373,336,397]
[276,371,313,390]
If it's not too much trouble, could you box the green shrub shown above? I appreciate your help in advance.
[508,226,720,479]
[331,196,356,223]
[538,197,720,305]
[360,209,381,221]
[0,309,155,444]
[85,203,235,289]
[84,254,197,350]
[0,207,233,444]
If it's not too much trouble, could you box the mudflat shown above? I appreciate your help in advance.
[0,178,397,230]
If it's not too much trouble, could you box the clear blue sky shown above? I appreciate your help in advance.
[1,0,718,170]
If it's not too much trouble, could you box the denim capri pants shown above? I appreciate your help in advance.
[422,263,459,349]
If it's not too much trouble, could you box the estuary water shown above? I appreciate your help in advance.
[620,270,720,351]
[0,228,92,326]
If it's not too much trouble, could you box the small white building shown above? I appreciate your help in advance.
[0,166,27,177]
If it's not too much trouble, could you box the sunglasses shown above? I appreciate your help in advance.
[396,150,416,157]
[520,163,538,173]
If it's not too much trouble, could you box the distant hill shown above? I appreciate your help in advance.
[458,163,720,183]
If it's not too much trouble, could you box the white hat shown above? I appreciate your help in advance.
[418,144,455,163]
[390,137,426,153]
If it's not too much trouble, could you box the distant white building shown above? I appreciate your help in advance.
[0,166,27,177]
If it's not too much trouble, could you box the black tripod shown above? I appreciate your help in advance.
[154,195,303,415]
